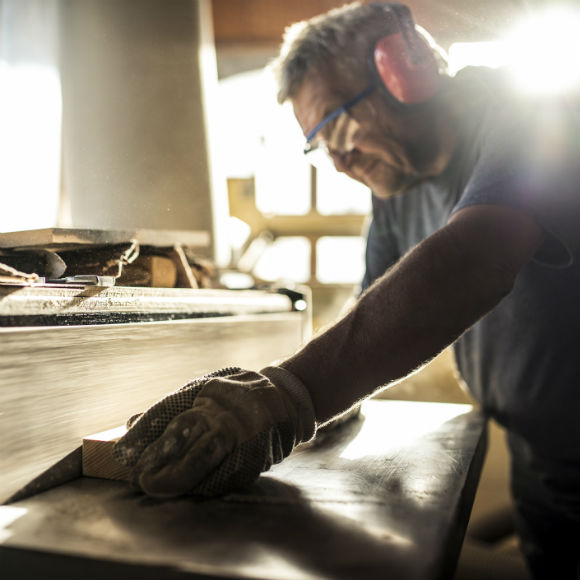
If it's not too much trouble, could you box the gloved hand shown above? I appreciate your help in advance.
[112,366,316,498]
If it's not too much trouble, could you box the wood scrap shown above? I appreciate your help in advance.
[82,426,130,481]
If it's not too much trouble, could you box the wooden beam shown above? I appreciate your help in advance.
[212,0,348,43]
[212,0,531,48]
[82,426,130,481]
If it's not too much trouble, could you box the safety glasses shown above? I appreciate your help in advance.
[303,82,376,156]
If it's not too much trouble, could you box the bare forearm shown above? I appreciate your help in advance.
[281,222,516,425]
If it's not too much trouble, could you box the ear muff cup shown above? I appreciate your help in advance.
[373,27,441,104]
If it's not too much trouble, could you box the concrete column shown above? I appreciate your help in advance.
[59,0,226,260]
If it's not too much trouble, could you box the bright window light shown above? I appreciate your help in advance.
[253,236,310,283]
[316,163,372,215]
[254,82,311,215]
[505,6,580,95]
[227,216,251,251]
[0,63,62,232]
[254,132,311,215]
[449,5,580,96]
[217,69,311,215]
[316,236,365,284]
[216,69,271,178]
[448,41,508,75]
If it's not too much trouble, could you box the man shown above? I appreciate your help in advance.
[114,3,579,578]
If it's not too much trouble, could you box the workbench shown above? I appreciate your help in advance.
[0,399,486,580]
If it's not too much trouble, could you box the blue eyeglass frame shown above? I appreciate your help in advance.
[303,82,376,155]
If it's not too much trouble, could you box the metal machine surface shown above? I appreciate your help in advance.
[0,400,486,580]
[0,280,309,504]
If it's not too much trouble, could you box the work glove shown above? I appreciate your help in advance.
[112,366,317,498]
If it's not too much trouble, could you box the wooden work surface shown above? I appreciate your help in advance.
[0,400,486,580]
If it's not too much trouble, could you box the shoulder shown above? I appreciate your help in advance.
[454,68,578,156]
[451,71,580,267]
[451,66,578,148]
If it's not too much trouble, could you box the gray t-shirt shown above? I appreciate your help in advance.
[362,68,579,461]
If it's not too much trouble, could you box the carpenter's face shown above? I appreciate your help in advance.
[292,70,444,198]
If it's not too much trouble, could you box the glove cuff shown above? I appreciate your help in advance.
[261,366,317,443]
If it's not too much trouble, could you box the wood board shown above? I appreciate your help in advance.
[82,426,130,481]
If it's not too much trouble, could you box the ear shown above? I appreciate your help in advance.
[373,32,441,103]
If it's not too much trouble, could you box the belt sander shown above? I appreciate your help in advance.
[0,228,310,504]
[0,229,486,580]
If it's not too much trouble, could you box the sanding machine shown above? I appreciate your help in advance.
[0,228,485,580]
[0,228,311,505]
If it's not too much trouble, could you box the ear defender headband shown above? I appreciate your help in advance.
[372,3,441,104]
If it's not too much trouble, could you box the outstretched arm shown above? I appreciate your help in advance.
[114,203,543,497]
[281,204,543,424]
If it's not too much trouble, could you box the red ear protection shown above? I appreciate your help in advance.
[372,6,441,104]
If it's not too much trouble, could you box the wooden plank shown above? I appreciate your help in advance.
[119,255,178,288]
[82,426,130,481]
[0,286,292,317]
[0,228,209,250]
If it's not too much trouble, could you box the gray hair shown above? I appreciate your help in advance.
[271,2,447,104]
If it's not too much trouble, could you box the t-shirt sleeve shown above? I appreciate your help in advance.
[451,97,580,267]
